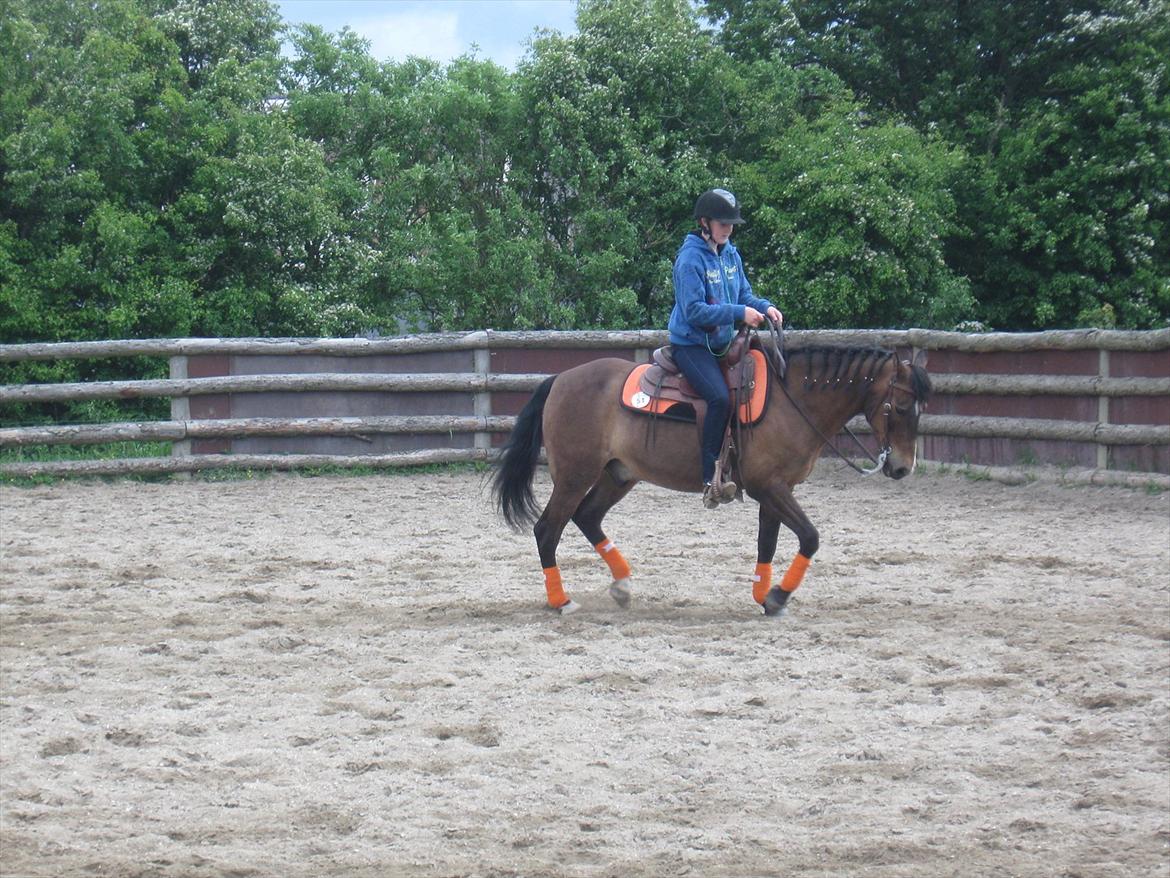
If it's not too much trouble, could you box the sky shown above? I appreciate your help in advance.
[275,1,579,69]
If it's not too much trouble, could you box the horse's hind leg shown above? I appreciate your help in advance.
[571,465,638,608]
[534,476,598,615]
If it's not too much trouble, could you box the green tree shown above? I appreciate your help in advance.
[366,55,557,331]
[1,0,195,345]
[738,98,973,328]
[702,0,1170,328]
[0,0,361,345]
[280,25,558,332]
[968,3,1170,328]
[515,0,732,328]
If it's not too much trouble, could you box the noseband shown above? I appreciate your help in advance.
[861,370,918,475]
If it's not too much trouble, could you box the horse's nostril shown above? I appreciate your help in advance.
[891,466,909,480]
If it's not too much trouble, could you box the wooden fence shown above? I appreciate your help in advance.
[2,329,1168,486]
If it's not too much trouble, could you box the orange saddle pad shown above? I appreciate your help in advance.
[620,348,769,425]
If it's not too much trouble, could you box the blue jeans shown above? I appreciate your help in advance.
[672,344,730,484]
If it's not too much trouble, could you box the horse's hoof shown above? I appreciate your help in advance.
[558,599,581,616]
[763,587,791,618]
[609,579,632,608]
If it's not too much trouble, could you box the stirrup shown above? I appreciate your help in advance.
[702,481,737,509]
[702,484,719,509]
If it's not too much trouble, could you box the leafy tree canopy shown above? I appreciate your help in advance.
[1,0,1165,362]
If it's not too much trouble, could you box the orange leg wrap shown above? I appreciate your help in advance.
[594,540,631,581]
[543,566,567,608]
[780,554,812,593]
[752,562,773,605]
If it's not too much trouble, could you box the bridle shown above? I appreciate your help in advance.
[760,318,917,477]
[861,371,920,475]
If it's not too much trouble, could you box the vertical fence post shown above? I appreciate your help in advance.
[473,336,492,453]
[169,355,190,459]
[1097,347,1110,471]
[913,345,926,465]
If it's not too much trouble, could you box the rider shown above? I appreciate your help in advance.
[668,188,783,508]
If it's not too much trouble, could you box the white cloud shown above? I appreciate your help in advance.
[356,10,462,64]
[278,0,577,70]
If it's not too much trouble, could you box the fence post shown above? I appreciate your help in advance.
[913,345,926,465]
[473,339,492,452]
[1098,348,1110,470]
[169,356,190,457]
[169,356,192,478]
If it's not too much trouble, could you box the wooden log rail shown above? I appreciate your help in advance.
[847,415,1168,445]
[4,413,1167,449]
[3,371,1167,406]
[0,416,516,446]
[0,373,550,404]
[2,327,1169,360]
[0,448,494,478]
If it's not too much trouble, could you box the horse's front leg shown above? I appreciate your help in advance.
[751,482,819,617]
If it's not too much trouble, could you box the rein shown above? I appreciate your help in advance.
[759,318,894,477]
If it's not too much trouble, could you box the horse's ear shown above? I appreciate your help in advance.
[912,349,929,369]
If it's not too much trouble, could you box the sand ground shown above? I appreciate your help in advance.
[1,464,1168,877]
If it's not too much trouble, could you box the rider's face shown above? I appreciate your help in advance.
[707,219,734,245]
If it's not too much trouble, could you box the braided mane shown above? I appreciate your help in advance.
[789,347,894,392]
[784,346,932,404]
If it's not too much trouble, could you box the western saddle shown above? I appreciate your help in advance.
[621,327,770,503]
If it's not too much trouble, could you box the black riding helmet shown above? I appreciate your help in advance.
[693,188,744,224]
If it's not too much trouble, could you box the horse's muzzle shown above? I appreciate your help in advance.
[883,459,912,480]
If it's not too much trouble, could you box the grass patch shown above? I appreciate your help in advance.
[0,442,173,486]
[0,441,172,463]
[0,449,493,487]
[193,460,492,483]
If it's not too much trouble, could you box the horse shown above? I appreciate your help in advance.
[492,331,931,616]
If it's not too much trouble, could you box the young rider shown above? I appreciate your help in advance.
[668,188,783,508]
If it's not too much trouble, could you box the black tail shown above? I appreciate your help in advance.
[492,376,556,531]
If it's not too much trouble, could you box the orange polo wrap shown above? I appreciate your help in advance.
[594,540,631,581]
[752,562,773,605]
[780,554,811,593]
[543,566,567,608]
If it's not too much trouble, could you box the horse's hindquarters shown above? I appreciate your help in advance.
[542,359,703,494]
[541,359,636,482]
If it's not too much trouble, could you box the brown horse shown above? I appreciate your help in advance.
[492,337,931,616]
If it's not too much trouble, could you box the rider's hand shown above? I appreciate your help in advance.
[743,307,765,327]
[766,306,783,325]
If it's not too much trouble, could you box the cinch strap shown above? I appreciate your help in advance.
[543,566,567,608]
[752,562,773,605]
[594,540,631,581]
[780,554,811,593]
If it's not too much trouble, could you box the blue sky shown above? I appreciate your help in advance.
[275,1,579,69]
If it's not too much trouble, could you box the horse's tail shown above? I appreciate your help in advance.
[492,375,556,531]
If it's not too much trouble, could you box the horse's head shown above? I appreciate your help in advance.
[865,350,932,479]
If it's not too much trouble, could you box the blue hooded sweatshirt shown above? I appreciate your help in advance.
[668,231,774,352]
